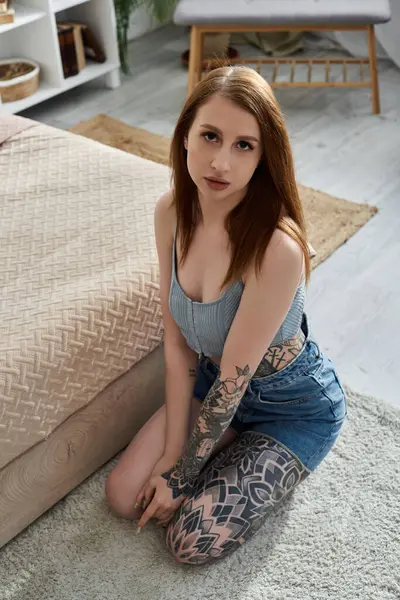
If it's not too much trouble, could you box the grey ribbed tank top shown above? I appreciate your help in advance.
[169,226,306,356]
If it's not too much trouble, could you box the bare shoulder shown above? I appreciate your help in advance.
[154,189,175,223]
[243,228,303,286]
[281,214,316,258]
[267,227,303,257]
[154,189,176,244]
[264,228,303,276]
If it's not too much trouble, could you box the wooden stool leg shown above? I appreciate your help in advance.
[367,24,380,114]
[187,26,203,98]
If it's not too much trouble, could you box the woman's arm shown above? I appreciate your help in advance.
[161,229,305,498]
[163,343,199,460]
[154,191,199,461]
[162,362,251,496]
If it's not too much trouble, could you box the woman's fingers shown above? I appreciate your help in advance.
[143,481,156,509]
[135,483,152,512]
[156,508,174,524]
[141,497,174,525]
[137,496,162,529]
[135,482,151,508]
[157,516,173,527]
[134,486,145,509]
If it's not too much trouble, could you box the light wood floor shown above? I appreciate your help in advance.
[21,24,400,408]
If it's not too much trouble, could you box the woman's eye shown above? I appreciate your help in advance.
[203,132,218,142]
[238,140,253,151]
[202,133,253,150]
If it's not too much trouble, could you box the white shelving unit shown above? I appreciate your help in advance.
[0,0,120,114]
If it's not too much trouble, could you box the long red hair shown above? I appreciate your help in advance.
[169,66,311,289]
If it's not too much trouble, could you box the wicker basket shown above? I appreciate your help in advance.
[0,59,40,104]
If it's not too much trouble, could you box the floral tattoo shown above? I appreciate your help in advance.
[161,364,252,499]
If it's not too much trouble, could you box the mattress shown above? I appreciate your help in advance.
[0,115,170,544]
[0,343,165,548]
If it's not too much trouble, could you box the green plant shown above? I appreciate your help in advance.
[114,0,179,74]
[148,0,179,23]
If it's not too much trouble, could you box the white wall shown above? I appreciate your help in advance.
[57,5,163,43]
[127,5,164,41]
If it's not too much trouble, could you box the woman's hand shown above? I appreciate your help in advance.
[136,474,185,530]
[135,454,184,529]
[151,454,178,479]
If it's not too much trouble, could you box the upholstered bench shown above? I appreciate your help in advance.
[173,0,391,114]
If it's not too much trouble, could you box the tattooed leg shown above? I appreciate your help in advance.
[165,431,311,565]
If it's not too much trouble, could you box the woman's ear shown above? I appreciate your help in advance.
[184,137,188,150]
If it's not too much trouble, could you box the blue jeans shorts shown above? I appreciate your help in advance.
[193,313,347,472]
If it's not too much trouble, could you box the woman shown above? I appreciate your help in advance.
[105,66,347,565]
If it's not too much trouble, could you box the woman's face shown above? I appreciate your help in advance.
[185,94,263,204]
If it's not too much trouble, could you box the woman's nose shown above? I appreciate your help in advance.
[211,147,231,173]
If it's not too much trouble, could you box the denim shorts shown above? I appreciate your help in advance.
[193,313,347,472]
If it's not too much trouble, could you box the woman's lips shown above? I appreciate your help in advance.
[204,177,230,191]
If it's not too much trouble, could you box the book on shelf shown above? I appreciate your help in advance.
[57,21,107,78]
[57,23,79,78]
[60,21,87,72]
[80,24,106,63]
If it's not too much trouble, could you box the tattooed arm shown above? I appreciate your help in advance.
[162,364,253,497]
[162,229,305,498]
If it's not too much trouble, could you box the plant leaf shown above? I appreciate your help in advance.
[148,0,178,23]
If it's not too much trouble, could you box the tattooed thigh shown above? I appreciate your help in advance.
[165,431,311,565]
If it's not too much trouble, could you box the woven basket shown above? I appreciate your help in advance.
[0,58,40,103]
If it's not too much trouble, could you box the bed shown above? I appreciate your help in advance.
[0,115,169,547]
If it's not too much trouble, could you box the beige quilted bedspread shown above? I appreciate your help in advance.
[0,116,170,470]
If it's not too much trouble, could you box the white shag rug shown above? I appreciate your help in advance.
[1,385,399,600]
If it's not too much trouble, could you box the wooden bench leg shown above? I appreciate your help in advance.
[187,26,203,98]
[367,24,380,114]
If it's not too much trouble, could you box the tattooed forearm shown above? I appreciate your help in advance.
[161,364,252,498]
[253,331,305,377]
[189,368,197,378]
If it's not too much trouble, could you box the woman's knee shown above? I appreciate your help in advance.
[104,471,141,520]
[166,528,215,566]
[165,527,207,566]
[164,503,218,566]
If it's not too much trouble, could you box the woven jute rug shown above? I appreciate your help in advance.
[69,114,377,269]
